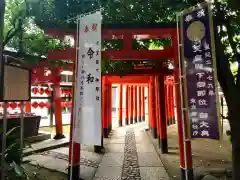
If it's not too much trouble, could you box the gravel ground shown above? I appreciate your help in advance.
[121,131,141,180]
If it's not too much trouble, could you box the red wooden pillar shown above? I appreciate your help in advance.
[106,83,109,134]
[106,81,109,135]
[165,79,170,126]
[159,75,168,153]
[102,77,108,138]
[148,84,152,129]
[155,77,161,144]
[173,35,193,179]
[106,81,112,133]
[138,86,142,122]
[107,82,110,133]
[94,77,105,152]
[24,102,31,112]
[168,81,173,125]
[169,80,175,124]
[109,82,112,132]
[168,79,174,125]
[133,86,138,123]
[141,86,145,121]
[118,85,123,127]
[150,76,157,138]
[125,85,129,125]
[172,80,176,124]
[53,68,64,139]
[130,85,134,124]
[128,86,132,124]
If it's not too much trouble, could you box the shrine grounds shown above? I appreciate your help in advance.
[149,121,232,180]
[32,115,232,180]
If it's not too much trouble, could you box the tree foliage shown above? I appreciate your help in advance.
[3,0,71,65]
[5,0,240,70]
[27,0,239,71]
[26,0,177,74]
[31,0,176,29]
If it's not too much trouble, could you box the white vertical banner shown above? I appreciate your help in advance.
[74,11,102,146]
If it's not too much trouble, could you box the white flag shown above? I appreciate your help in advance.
[74,11,102,146]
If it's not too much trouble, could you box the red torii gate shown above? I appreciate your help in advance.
[45,23,193,180]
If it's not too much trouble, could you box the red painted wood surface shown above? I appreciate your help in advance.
[159,75,167,140]
[102,77,108,129]
[150,76,156,130]
[48,48,174,61]
[155,77,160,138]
[118,85,123,126]
[130,86,134,124]
[138,86,142,121]
[133,86,138,123]
[106,76,150,84]
[125,85,129,125]
[148,84,152,129]
[46,27,176,40]
[47,27,176,62]
[141,86,145,120]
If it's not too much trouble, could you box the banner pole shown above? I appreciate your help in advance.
[69,15,80,180]
[176,13,189,180]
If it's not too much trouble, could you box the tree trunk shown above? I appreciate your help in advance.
[216,42,240,180]
[212,5,240,179]
[228,108,240,180]
[216,47,240,180]
[214,19,240,180]
[231,139,240,180]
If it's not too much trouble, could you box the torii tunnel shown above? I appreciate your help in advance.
[42,23,193,180]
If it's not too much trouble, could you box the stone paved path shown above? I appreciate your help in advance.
[93,123,170,180]
[24,122,169,180]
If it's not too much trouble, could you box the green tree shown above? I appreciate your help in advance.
[21,0,240,179]
[3,0,71,66]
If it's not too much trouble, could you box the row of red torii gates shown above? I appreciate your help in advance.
[115,76,175,128]
[31,23,193,180]
[100,76,176,152]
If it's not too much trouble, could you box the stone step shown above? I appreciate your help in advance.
[23,137,69,156]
